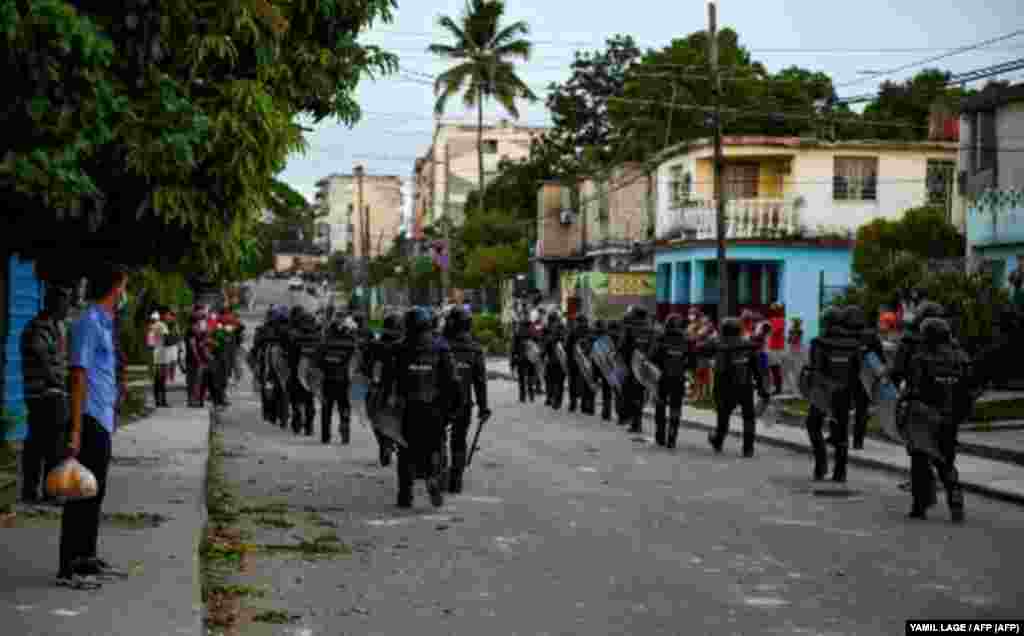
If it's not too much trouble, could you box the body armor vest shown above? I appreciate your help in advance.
[909,346,966,415]
[817,335,860,390]
[660,332,690,378]
[322,334,356,381]
[402,342,442,404]
[716,338,756,387]
[449,336,480,404]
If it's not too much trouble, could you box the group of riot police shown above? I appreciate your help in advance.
[249,304,490,509]
[511,301,994,524]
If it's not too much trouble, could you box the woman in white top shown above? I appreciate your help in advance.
[147,312,171,407]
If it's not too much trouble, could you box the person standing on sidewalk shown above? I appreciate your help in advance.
[146,311,170,407]
[58,264,130,588]
[20,284,72,504]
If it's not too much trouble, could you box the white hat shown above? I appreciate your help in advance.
[150,311,160,321]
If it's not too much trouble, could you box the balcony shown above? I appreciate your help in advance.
[967,190,1024,247]
[658,198,802,241]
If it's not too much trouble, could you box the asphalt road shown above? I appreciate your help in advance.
[212,351,1024,635]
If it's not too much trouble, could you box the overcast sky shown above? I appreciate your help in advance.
[278,0,1024,221]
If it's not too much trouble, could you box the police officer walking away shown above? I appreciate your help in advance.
[444,307,491,494]
[20,284,72,504]
[592,320,614,421]
[900,317,971,522]
[802,308,860,481]
[648,314,691,449]
[618,307,654,433]
[365,312,404,466]
[567,315,596,415]
[706,317,769,457]
[319,317,356,445]
[386,308,460,508]
[288,309,319,436]
[842,305,884,450]
[511,319,536,403]
[543,312,566,410]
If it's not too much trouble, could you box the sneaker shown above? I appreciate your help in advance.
[75,557,129,579]
[708,433,723,453]
[950,507,965,523]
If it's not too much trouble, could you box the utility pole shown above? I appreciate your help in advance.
[709,1,730,321]
[354,164,368,315]
[441,147,452,303]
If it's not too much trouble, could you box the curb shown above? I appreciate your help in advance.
[194,407,215,635]
[667,412,1024,507]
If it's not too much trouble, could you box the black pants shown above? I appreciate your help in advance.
[655,376,686,444]
[852,385,870,447]
[397,407,445,501]
[568,367,595,414]
[287,376,315,434]
[321,379,351,443]
[545,364,565,409]
[910,418,962,512]
[186,361,200,405]
[805,390,850,478]
[449,407,471,479]
[517,362,535,403]
[622,376,645,430]
[599,377,613,420]
[153,365,168,406]
[22,395,66,501]
[59,416,111,576]
[713,385,757,452]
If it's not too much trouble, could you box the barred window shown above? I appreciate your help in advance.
[833,157,878,201]
[926,159,956,206]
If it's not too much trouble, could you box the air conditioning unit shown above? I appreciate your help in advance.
[559,210,574,225]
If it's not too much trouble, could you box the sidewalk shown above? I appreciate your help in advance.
[485,358,1024,506]
[0,390,210,635]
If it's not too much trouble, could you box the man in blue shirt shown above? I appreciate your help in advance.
[57,264,129,589]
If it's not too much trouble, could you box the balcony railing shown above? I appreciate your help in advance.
[967,190,1024,246]
[658,198,801,241]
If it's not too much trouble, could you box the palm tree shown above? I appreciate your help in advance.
[429,0,538,220]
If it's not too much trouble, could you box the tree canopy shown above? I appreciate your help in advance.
[2,0,398,282]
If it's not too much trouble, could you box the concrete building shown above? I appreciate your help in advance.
[314,170,404,258]
[961,83,1024,289]
[412,119,548,233]
[653,135,959,339]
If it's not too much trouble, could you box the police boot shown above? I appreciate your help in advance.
[708,431,724,453]
[379,442,392,467]
[339,417,351,445]
[320,411,332,445]
[601,401,612,421]
[568,397,577,413]
[831,446,848,483]
[667,418,680,449]
[948,487,965,523]
[806,424,828,480]
[518,381,527,403]
[629,415,642,434]
[448,452,465,494]
[654,418,667,447]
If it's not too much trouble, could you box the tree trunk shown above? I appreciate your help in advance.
[478,96,485,219]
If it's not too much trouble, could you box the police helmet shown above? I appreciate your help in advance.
[821,307,842,332]
[626,306,649,323]
[720,317,743,338]
[842,305,867,331]
[594,319,606,331]
[448,307,472,336]
[916,301,945,322]
[665,313,687,332]
[920,317,952,345]
[270,305,289,323]
[547,311,561,327]
[405,307,432,335]
[575,314,589,329]
[382,312,404,332]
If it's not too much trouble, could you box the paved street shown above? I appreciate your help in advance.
[211,358,1024,635]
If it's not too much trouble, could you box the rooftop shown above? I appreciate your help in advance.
[655,135,959,163]
[961,82,1024,113]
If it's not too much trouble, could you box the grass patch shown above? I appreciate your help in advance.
[238,502,289,515]
[207,583,267,599]
[102,511,168,529]
[254,516,295,529]
[971,398,1024,423]
[313,531,340,543]
[253,609,300,624]
[259,537,352,559]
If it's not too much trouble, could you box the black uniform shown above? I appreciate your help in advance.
[592,320,614,421]
[843,306,885,450]
[318,323,356,445]
[445,310,490,494]
[618,310,654,432]
[567,317,596,415]
[512,322,537,403]
[256,318,291,427]
[706,320,768,457]
[543,317,567,410]
[288,316,319,435]
[387,309,460,508]
[649,316,691,448]
[606,320,627,423]
[902,318,971,522]
[803,315,860,481]
[364,314,403,466]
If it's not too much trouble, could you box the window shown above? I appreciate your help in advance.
[482,139,498,154]
[669,166,692,208]
[722,163,759,199]
[926,159,956,206]
[833,157,878,201]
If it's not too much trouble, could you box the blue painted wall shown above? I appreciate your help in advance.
[3,253,44,441]
[655,243,852,340]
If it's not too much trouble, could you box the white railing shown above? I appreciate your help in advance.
[658,198,801,240]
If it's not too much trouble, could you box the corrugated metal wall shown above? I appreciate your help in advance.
[3,253,44,441]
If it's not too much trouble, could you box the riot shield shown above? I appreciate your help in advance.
[268,343,290,387]
[901,400,945,461]
[525,340,545,379]
[554,341,569,376]
[364,385,408,448]
[875,382,902,443]
[631,351,662,403]
[574,343,600,394]
[591,336,625,395]
[859,350,888,398]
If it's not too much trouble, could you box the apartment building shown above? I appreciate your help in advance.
[315,169,403,258]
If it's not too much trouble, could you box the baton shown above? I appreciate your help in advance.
[465,411,492,469]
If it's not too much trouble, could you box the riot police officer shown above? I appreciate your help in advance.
[649,314,691,448]
[543,312,567,410]
[256,305,291,427]
[803,307,860,481]
[902,317,971,522]
[890,301,948,388]
[706,317,769,457]
[618,307,654,433]
[606,319,627,424]
[842,305,884,450]
[567,315,596,415]
[385,308,460,508]
[288,309,319,436]
[319,317,357,445]
[511,319,537,403]
[444,308,491,494]
[592,320,614,421]
[365,312,404,466]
